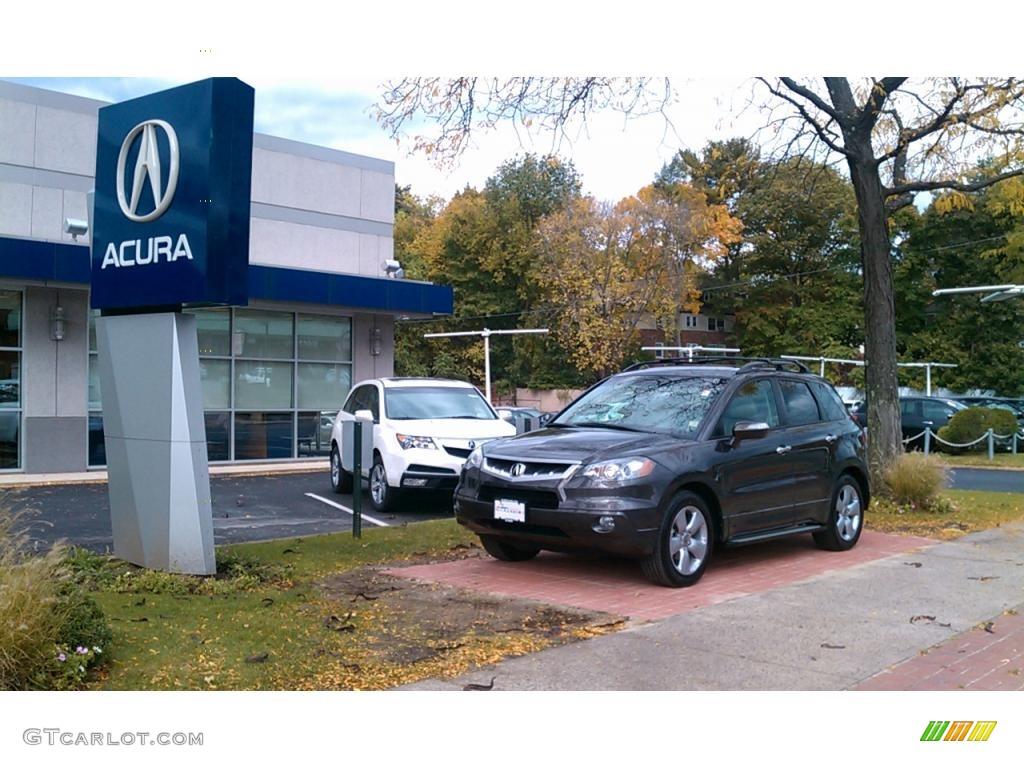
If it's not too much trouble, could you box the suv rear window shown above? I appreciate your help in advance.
[809,381,850,422]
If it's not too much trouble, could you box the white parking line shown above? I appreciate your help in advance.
[304,492,391,527]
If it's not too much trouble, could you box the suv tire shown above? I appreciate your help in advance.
[369,454,399,512]
[813,474,864,551]
[330,445,353,494]
[479,535,540,562]
[641,491,714,588]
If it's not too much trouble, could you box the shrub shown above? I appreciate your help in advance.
[937,407,1020,452]
[106,550,288,596]
[883,452,949,509]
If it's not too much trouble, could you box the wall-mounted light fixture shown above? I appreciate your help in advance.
[63,218,89,241]
[370,326,382,356]
[382,259,404,279]
[51,306,66,341]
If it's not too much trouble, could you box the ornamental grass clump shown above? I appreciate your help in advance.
[0,510,111,690]
[882,452,950,511]
[0,509,67,689]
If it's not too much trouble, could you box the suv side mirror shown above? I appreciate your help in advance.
[732,421,770,441]
[354,409,374,423]
[497,409,513,422]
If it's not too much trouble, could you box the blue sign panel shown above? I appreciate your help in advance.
[91,78,254,310]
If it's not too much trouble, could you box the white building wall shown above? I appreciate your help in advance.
[0,80,403,472]
[0,81,397,281]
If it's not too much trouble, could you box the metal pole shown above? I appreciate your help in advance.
[483,330,491,403]
[924,428,931,456]
[352,420,362,538]
[819,358,825,377]
[926,364,932,397]
[987,429,994,461]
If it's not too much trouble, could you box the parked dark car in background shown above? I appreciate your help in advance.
[496,406,548,434]
[455,357,870,587]
[850,395,967,447]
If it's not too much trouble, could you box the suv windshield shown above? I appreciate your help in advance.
[384,386,496,420]
[553,374,729,438]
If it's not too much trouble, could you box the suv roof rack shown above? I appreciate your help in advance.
[622,356,812,374]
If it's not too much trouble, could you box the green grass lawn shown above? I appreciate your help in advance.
[82,520,614,691]
[936,452,1024,469]
[867,489,1024,539]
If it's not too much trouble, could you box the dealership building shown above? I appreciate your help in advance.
[0,80,452,475]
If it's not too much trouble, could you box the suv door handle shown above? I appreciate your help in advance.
[776,445,792,454]
[825,434,838,444]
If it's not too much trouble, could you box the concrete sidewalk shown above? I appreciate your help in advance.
[0,460,328,488]
[400,524,1024,690]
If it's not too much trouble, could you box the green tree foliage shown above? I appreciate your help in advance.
[894,180,1024,395]
[661,141,864,376]
[393,156,590,393]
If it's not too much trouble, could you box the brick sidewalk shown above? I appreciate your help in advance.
[854,610,1024,690]
[387,530,934,622]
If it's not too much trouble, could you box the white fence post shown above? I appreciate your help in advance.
[987,429,995,461]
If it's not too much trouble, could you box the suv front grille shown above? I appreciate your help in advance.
[483,457,574,478]
[443,445,472,459]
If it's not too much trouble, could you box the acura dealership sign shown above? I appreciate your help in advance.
[91,78,254,310]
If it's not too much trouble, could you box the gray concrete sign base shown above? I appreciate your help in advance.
[97,312,215,575]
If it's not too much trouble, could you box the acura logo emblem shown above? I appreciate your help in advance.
[116,119,180,223]
[510,463,526,477]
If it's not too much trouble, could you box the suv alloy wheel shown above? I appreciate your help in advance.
[641,490,714,587]
[813,475,863,551]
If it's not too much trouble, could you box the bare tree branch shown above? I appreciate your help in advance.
[759,78,852,157]
[861,77,908,126]
[885,167,1024,199]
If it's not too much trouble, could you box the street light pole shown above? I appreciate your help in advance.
[423,327,549,403]
[483,331,491,402]
[896,362,958,396]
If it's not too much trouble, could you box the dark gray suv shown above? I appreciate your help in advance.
[454,358,870,587]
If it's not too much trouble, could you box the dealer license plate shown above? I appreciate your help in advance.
[494,498,526,523]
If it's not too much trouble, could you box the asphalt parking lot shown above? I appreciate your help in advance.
[6,470,453,552]
[4,464,1019,553]
[948,466,1024,493]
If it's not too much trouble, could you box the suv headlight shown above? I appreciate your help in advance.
[396,434,439,451]
[465,446,484,469]
[579,457,655,486]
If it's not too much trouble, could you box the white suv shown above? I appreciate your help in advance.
[329,377,517,511]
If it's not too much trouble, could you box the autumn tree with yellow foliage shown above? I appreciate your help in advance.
[536,184,741,377]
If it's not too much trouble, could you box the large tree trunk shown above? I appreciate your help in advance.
[847,153,903,488]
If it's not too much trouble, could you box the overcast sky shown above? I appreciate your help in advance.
[2,2,1014,204]
[4,75,763,204]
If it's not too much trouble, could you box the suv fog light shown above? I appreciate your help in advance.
[403,478,428,487]
[593,516,616,534]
